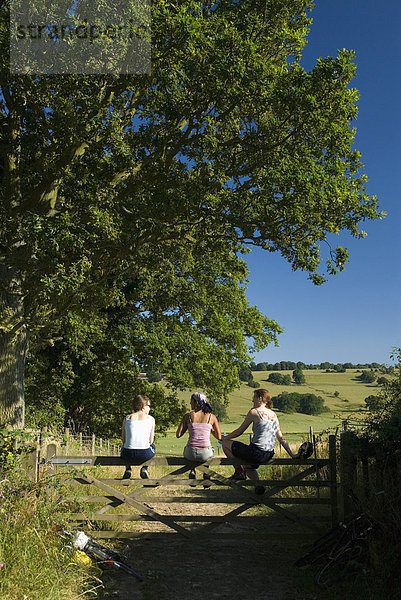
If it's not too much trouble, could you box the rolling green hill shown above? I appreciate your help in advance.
[155,369,381,454]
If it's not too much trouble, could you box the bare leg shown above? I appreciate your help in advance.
[244,467,259,481]
[222,438,234,458]
[222,439,245,477]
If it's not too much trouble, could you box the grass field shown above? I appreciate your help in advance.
[155,369,380,454]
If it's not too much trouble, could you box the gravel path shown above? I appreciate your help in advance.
[99,507,325,600]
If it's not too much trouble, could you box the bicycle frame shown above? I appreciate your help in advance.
[66,530,144,581]
[295,512,375,587]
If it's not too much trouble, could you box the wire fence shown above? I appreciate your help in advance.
[29,428,121,457]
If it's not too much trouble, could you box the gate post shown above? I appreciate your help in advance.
[329,435,339,526]
[340,431,358,520]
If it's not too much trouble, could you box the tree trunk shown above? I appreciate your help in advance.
[0,265,27,428]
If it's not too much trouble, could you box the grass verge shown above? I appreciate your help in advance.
[0,463,100,600]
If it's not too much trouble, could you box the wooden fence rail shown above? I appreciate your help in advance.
[38,435,338,539]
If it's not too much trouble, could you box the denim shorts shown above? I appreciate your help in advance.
[231,441,274,468]
[120,444,155,465]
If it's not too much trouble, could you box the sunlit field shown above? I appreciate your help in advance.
[155,369,380,455]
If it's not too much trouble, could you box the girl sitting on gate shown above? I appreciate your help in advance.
[121,394,155,480]
[176,392,221,479]
[222,388,297,493]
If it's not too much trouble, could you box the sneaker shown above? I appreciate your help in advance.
[122,469,131,480]
[188,469,196,479]
[203,473,212,489]
[140,466,149,479]
[229,471,246,480]
[254,485,265,495]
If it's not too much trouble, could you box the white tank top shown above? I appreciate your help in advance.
[123,415,154,449]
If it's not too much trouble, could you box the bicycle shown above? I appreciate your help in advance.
[64,530,144,582]
[294,513,375,588]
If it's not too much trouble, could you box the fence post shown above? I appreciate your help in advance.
[45,443,57,476]
[39,427,48,458]
[313,433,320,499]
[22,446,40,483]
[340,431,358,520]
[64,428,70,454]
[91,433,96,455]
[329,434,338,526]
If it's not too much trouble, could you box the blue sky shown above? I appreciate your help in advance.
[245,0,401,366]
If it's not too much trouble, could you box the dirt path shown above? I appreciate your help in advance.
[99,509,324,600]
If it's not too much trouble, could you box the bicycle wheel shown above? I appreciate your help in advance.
[84,538,143,581]
[294,525,345,568]
[315,543,367,588]
[111,559,144,581]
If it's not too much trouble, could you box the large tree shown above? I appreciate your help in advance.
[1,0,382,428]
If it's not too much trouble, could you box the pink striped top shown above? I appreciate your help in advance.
[187,418,212,448]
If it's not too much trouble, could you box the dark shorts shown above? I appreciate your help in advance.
[231,441,274,468]
[120,444,155,465]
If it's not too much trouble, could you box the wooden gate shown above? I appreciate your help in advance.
[42,435,338,539]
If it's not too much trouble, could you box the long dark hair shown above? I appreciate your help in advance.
[191,392,213,413]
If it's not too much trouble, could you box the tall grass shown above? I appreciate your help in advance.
[0,461,99,600]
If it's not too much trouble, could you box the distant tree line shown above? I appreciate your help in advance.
[249,361,394,373]
[240,365,307,387]
[251,361,307,371]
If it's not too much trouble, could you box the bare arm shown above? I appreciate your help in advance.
[224,411,254,440]
[149,419,155,445]
[121,419,126,445]
[211,415,222,440]
[276,426,296,458]
[176,414,189,438]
